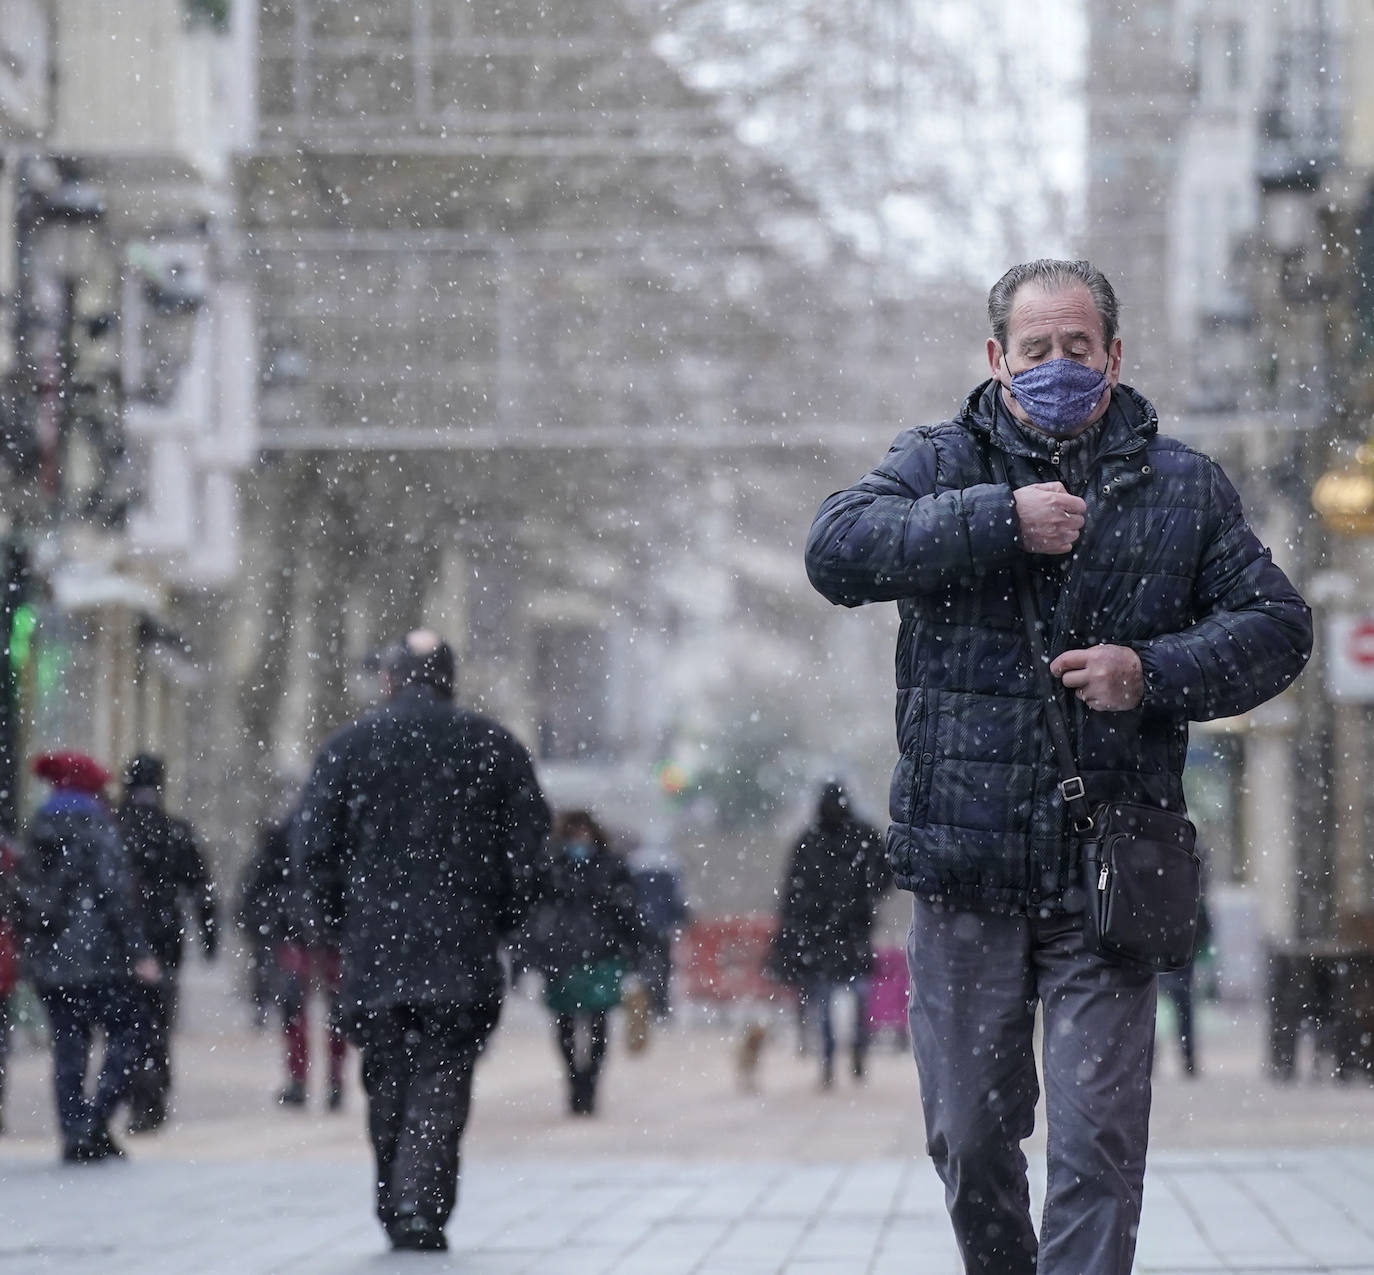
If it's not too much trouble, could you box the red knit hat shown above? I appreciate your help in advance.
[32,750,112,794]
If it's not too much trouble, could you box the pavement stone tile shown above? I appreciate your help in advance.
[4,966,1374,1272]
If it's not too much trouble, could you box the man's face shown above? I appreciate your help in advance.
[986,282,1123,434]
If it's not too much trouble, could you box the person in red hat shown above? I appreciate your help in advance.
[15,749,160,1162]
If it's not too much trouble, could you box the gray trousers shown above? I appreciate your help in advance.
[906,898,1156,1275]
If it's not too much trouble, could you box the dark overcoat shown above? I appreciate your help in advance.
[292,685,551,1030]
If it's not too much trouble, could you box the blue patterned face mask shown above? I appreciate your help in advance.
[1005,356,1109,439]
[564,838,593,862]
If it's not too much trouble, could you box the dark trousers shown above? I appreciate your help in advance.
[555,1010,608,1108]
[803,975,871,1077]
[279,943,346,1089]
[907,899,1156,1275]
[638,932,675,1018]
[358,1003,493,1236]
[128,971,180,1121]
[39,980,146,1147]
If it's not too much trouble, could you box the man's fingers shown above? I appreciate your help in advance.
[1049,650,1090,676]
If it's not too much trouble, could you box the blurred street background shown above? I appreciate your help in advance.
[4,1,1374,1270]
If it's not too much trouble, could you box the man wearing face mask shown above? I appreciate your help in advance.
[805,259,1311,1274]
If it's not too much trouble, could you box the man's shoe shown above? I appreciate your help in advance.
[390,1216,448,1252]
[127,1104,166,1135]
[87,1123,126,1160]
[63,1121,125,1163]
[277,1080,307,1107]
[326,1084,344,1112]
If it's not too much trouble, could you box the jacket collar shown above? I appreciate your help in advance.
[959,378,1159,461]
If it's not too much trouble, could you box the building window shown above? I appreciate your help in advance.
[1225,21,1245,94]
[532,623,611,761]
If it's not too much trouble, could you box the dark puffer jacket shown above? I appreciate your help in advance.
[805,381,1312,914]
[292,685,551,1032]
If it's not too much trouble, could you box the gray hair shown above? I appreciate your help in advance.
[987,259,1120,351]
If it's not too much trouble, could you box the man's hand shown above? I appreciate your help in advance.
[1050,645,1144,712]
[1012,482,1086,555]
[134,955,162,984]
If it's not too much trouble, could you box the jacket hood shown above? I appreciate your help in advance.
[959,379,1159,457]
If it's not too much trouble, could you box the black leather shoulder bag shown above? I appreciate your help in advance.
[991,447,1202,973]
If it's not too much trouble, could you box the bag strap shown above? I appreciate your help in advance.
[989,448,1095,833]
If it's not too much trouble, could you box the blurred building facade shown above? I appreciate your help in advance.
[1080,0,1374,991]
[0,0,257,845]
[232,0,992,908]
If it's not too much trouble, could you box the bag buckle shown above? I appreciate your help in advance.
[1059,776,1085,802]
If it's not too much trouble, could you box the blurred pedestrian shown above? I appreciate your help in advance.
[294,629,550,1252]
[234,817,291,1031]
[627,834,689,1020]
[115,754,217,1133]
[1157,891,1212,1078]
[806,258,1311,1273]
[274,930,347,1110]
[521,810,644,1116]
[237,811,345,1107]
[768,781,889,1088]
[15,751,160,1162]
[0,836,19,1133]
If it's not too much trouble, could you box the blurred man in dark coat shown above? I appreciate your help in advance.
[116,754,217,1133]
[294,630,550,1253]
[770,781,889,1087]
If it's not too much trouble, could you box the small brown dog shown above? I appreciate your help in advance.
[736,1018,770,1093]
[622,977,651,1055]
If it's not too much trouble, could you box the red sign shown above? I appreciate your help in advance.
[1349,621,1374,668]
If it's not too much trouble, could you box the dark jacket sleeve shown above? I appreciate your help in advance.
[1134,461,1313,721]
[492,734,551,939]
[290,737,353,947]
[174,822,217,956]
[805,428,1022,606]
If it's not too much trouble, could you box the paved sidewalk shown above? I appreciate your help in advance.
[2,962,1373,1272]
[2,1149,1374,1273]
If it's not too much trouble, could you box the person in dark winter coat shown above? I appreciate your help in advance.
[241,811,348,1112]
[769,782,889,1088]
[235,817,293,1030]
[293,630,550,1253]
[520,810,644,1116]
[805,259,1312,1275]
[626,836,690,1020]
[15,751,161,1162]
[115,754,217,1133]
